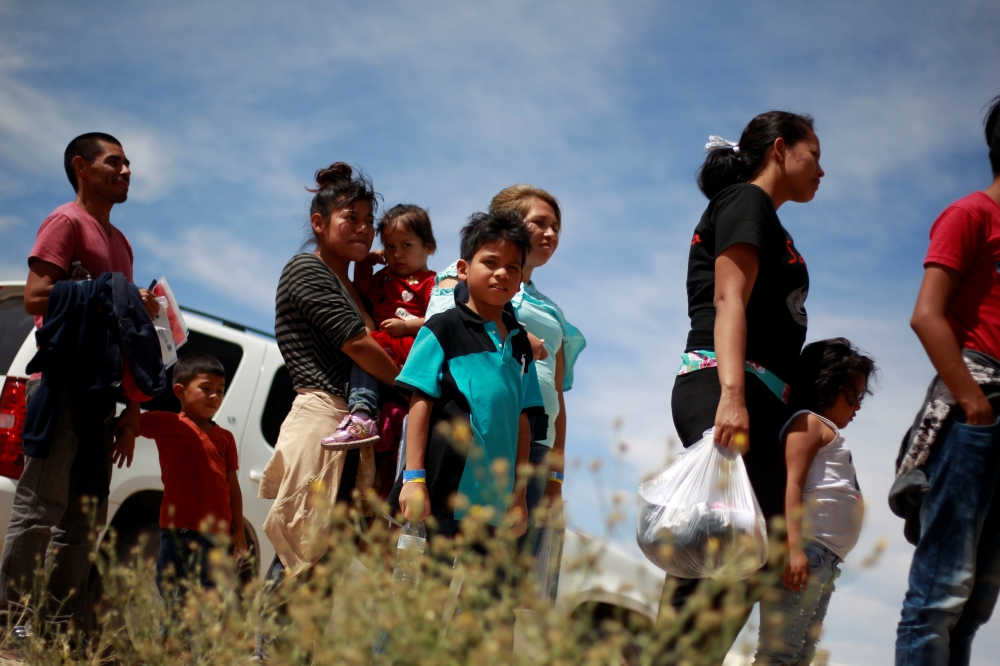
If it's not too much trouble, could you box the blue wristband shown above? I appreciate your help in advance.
[548,471,564,482]
[403,469,427,483]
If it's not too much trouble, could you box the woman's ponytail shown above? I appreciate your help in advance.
[697,146,746,199]
[697,111,815,199]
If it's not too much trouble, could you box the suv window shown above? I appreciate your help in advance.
[0,295,34,376]
[139,330,244,413]
[260,366,295,447]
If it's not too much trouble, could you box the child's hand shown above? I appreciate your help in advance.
[781,550,811,592]
[110,426,137,469]
[366,250,386,264]
[399,482,431,523]
[507,489,529,538]
[380,318,408,338]
[541,479,564,519]
[527,333,548,361]
[232,528,248,558]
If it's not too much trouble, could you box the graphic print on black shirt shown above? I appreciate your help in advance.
[684,183,809,383]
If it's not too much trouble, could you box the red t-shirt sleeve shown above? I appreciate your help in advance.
[139,411,174,440]
[222,430,239,472]
[925,203,986,275]
[29,212,77,273]
[353,256,380,301]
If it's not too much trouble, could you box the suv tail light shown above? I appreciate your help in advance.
[0,377,27,480]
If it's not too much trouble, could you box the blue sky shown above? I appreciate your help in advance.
[2,1,1000,663]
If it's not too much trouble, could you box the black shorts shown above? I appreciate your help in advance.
[670,367,790,520]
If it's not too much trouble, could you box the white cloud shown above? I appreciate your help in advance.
[0,72,176,202]
[132,228,283,314]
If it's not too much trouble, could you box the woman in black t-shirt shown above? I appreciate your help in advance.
[660,112,824,659]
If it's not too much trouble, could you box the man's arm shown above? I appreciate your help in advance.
[24,259,66,316]
[26,257,158,318]
[227,470,247,556]
[911,264,994,425]
[398,393,433,522]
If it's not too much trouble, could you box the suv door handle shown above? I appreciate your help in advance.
[249,469,263,482]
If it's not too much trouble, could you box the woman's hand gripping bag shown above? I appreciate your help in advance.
[637,428,767,579]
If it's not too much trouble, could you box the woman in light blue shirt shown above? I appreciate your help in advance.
[426,185,585,520]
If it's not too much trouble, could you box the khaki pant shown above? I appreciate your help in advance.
[259,389,375,576]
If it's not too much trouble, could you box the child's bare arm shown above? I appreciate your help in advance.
[380,317,425,338]
[399,393,433,522]
[227,470,247,556]
[781,413,830,591]
[506,413,531,538]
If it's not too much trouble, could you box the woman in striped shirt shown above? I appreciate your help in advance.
[259,162,398,579]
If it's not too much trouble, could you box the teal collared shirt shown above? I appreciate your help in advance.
[424,261,586,448]
[394,283,545,525]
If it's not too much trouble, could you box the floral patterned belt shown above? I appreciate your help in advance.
[678,350,790,404]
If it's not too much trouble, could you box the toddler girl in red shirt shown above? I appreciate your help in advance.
[323,205,437,447]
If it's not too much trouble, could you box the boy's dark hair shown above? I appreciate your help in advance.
[985,94,1000,176]
[304,162,381,248]
[459,210,532,266]
[378,204,437,252]
[172,354,226,387]
[698,111,815,199]
[64,132,122,192]
[793,338,877,412]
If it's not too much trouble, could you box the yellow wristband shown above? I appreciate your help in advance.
[547,477,563,485]
[403,478,426,484]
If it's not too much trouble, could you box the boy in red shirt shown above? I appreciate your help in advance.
[323,205,437,447]
[118,354,245,596]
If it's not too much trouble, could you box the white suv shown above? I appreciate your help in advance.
[0,280,663,632]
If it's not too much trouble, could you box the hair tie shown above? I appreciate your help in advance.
[705,135,740,154]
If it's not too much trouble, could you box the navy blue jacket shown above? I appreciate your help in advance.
[23,273,167,498]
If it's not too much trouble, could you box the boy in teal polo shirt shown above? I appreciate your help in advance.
[389,210,544,537]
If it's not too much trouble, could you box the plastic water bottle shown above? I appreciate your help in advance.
[392,521,427,583]
[69,261,92,282]
[373,522,426,657]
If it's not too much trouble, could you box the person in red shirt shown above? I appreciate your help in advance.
[322,205,437,448]
[117,354,245,599]
[897,95,1000,665]
[0,133,159,637]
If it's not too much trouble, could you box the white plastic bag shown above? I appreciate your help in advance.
[637,428,767,579]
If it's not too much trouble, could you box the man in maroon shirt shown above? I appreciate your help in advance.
[0,133,157,640]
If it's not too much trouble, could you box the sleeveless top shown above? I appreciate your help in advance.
[780,410,863,560]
